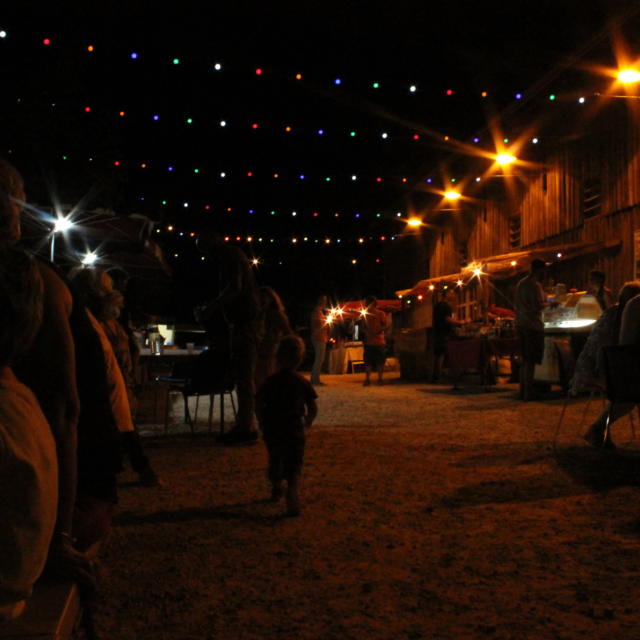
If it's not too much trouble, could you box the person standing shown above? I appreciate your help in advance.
[255,286,292,391]
[361,296,388,386]
[0,158,94,584]
[310,295,329,386]
[514,259,548,401]
[255,335,317,516]
[588,270,614,312]
[431,288,466,383]
[195,233,260,444]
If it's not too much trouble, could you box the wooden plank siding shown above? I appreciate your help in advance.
[426,100,640,298]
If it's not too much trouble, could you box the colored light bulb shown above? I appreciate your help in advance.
[173,58,180,65]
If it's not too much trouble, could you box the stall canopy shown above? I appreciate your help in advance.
[342,299,402,316]
[398,239,621,298]
[22,207,171,281]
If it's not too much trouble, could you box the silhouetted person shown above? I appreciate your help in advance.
[361,296,388,386]
[514,259,547,401]
[0,248,57,621]
[256,335,317,516]
[0,158,94,584]
[195,233,260,443]
[310,295,328,386]
[588,269,613,312]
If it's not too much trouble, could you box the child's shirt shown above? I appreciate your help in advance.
[256,369,317,440]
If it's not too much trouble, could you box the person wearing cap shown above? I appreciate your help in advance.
[514,259,548,401]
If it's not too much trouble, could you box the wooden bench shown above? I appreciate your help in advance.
[0,580,82,639]
[0,541,101,640]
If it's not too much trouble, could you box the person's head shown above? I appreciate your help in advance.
[364,295,377,308]
[259,285,286,312]
[316,294,328,308]
[0,158,26,248]
[588,270,605,290]
[530,259,546,280]
[68,266,112,319]
[0,247,43,367]
[196,231,224,256]
[106,266,129,292]
[617,281,640,311]
[276,334,305,370]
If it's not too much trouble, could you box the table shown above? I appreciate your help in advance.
[328,342,365,374]
[446,336,520,388]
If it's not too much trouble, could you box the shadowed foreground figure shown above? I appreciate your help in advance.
[0,248,57,621]
[195,232,260,444]
[0,158,96,586]
[256,335,318,516]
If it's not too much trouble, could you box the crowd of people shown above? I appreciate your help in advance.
[1,157,388,620]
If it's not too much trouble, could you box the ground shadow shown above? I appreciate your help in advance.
[113,500,286,527]
[437,445,640,509]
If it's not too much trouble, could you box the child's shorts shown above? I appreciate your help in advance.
[266,438,305,482]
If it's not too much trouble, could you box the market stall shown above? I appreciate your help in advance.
[325,300,401,374]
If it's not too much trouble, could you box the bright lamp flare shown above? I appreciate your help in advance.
[53,217,73,233]
[618,69,640,83]
[496,153,516,165]
[444,191,461,200]
[407,218,422,227]
[473,268,483,277]
[81,251,98,266]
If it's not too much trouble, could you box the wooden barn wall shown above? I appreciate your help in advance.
[467,199,512,263]
[429,230,460,278]
[426,102,640,293]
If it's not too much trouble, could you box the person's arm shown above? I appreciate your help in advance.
[33,266,93,586]
[305,398,318,428]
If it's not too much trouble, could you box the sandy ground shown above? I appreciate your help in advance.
[92,373,640,640]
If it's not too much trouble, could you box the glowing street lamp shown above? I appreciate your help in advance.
[407,218,422,228]
[618,69,640,84]
[496,153,516,166]
[53,216,73,233]
[81,251,98,266]
[50,215,74,261]
[444,190,461,201]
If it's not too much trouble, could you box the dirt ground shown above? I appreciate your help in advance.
[93,373,640,640]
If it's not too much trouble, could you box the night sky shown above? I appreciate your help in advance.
[1,1,636,325]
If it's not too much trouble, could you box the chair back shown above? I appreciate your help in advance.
[601,344,640,403]
[187,349,234,395]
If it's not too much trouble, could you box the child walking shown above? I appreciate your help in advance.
[255,335,317,516]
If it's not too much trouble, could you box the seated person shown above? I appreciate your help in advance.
[570,281,640,396]
[0,248,58,621]
[580,282,640,448]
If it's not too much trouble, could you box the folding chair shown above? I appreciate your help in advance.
[156,350,236,436]
[600,344,640,446]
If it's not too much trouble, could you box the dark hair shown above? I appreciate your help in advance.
[106,266,129,291]
[276,334,305,369]
[530,259,546,273]
[365,295,376,306]
[0,247,43,366]
[615,281,640,334]
[68,266,110,320]
[589,270,605,284]
[0,158,24,243]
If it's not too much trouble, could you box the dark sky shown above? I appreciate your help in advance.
[1,0,638,322]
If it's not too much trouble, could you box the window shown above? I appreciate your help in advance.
[582,177,602,218]
[509,215,521,248]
